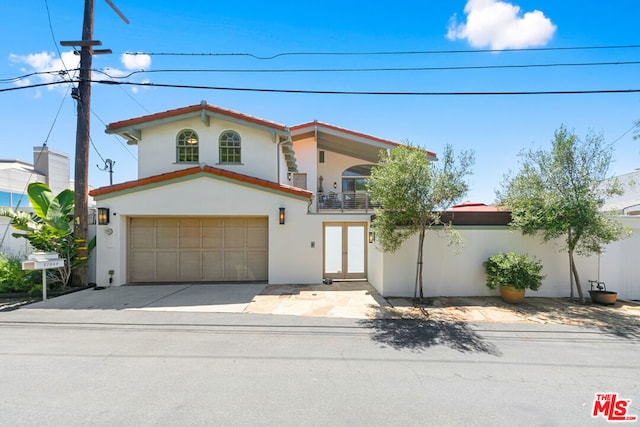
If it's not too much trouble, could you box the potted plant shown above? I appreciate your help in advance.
[483,252,545,303]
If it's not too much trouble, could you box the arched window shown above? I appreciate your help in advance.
[176,129,199,163]
[219,130,241,164]
[342,164,374,192]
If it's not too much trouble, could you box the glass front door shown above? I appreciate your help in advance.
[323,222,367,280]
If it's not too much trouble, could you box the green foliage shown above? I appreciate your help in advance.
[498,126,631,302]
[0,255,41,294]
[367,143,474,298]
[483,252,545,291]
[368,144,475,252]
[0,183,82,288]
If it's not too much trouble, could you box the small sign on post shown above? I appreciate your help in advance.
[22,252,65,301]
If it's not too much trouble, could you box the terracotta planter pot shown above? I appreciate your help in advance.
[589,290,617,306]
[499,285,525,304]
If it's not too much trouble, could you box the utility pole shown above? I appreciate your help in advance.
[60,1,127,286]
[61,0,115,286]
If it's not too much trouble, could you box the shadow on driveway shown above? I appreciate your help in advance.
[359,317,502,356]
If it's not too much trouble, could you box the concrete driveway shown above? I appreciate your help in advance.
[15,282,640,326]
[22,282,389,319]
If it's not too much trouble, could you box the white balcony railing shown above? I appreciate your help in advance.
[317,192,376,212]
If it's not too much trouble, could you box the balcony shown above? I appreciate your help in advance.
[316,192,376,213]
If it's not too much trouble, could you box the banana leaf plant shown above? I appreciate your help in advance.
[1,183,94,288]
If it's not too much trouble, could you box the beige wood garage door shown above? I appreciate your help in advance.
[129,217,268,283]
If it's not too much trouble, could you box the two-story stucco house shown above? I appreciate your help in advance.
[89,101,436,291]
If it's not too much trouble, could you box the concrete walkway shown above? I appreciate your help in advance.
[14,282,640,326]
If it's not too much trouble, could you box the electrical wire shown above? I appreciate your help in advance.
[91,109,138,160]
[95,80,640,96]
[5,78,640,97]
[94,60,640,79]
[0,70,76,84]
[611,122,640,144]
[127,44,640,60]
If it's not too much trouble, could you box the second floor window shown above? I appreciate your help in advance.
[219,130,241,164]
[176,129,199,163]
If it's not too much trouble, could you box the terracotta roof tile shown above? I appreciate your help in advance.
[107,102,288,133]
[89,165,313,199]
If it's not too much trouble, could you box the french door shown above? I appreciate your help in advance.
[323,222,367,280]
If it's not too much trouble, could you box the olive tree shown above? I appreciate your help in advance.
[498,126,630,303]
[367,143,474,299]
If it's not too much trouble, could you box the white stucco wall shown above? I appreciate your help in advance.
[317,150,374,194]
[94,175,322,287]
[368,226,604,300]
[136,117,281,182]
[599,216,639,299]
[0,218,31,258]
[291,135,318,192]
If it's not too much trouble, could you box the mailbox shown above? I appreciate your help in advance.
[22,252,64,301]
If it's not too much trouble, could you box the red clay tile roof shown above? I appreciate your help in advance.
[290,120,437,158]
[448,202,503,212]
[89,165,313,199]
[107,101,288,133]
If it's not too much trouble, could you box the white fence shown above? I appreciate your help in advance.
[369,216,640,301]
[0,217,97,285]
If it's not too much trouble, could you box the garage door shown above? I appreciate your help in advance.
[129,217,268,283]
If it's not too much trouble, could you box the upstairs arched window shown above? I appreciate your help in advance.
[176,129,199,163]
[342,164,374,192]
[219,130,241,164]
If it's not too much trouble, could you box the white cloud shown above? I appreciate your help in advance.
[447,0,556,50]
[9,50,80,87]
[121,53,151,70]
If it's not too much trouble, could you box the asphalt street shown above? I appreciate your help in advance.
[0,309,638,426]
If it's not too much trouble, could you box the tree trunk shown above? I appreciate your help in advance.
[416,227,426,300]
[569,250,585,303]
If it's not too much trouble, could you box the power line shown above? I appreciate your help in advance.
[127,44,640,60]
[5,78,640,97]
[43,0,75,82]
[0,81,69,92]
[95,60,640,79]
[0,70,76,84]
[96,80,640,96]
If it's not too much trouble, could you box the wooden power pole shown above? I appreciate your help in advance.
[61,0,117,286]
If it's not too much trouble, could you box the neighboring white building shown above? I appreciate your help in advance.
[0,147,97,283]
[602,169,640,215]
[0,147,72,257]
[90,101,639,300]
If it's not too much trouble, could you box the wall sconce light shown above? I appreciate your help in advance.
[279,207,286,225]
[369,231,375,243]
[287,172,292,181]
[97,207,110,225]
[333,182,337,189]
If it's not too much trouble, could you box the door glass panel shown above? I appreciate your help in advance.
[324,225,343,274]
[347,225,365,273]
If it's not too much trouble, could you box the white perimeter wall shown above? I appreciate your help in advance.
[367,224,639,299]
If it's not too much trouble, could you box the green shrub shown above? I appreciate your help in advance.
[0,255,41,294]
[483,252,545,291]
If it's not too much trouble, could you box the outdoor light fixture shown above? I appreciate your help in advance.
[287,172,292,181]
[369,231,375,243]
[97,207,110,225]
[333,182,337,189]
[279,207,286,225]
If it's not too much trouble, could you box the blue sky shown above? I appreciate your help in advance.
[1,0,639,203]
